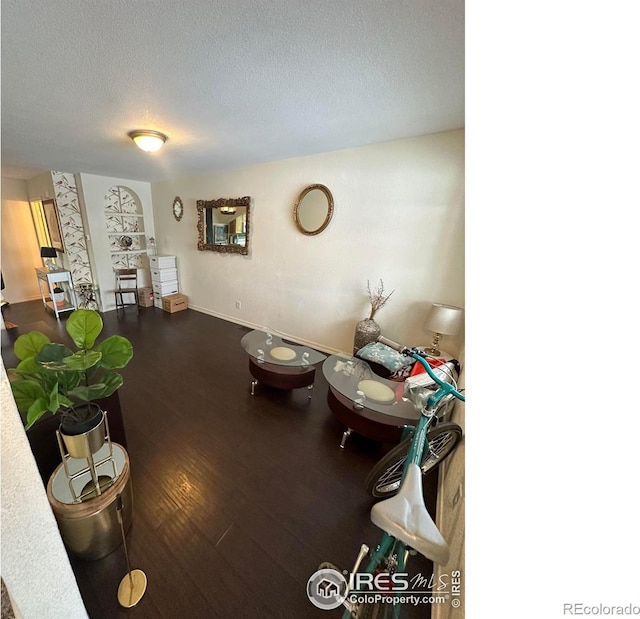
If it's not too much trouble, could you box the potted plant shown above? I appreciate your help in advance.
[353,279,394,354]
[8,309,133,459]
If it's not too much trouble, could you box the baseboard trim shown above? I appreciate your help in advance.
[187,304,346,357]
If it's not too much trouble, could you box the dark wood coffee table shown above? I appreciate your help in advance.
[322,355,422,447]
[241,329,326,398]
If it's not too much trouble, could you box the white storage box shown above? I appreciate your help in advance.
[152,280,179,297]
[151,267,178,282]
[153,296,163,309]
[149,255,176,269]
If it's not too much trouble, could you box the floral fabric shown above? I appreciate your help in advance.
[356,342,414,372]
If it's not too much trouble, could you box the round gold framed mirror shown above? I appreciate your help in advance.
[293,184,334,236]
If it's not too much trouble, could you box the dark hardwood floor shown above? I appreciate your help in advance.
[1,302,437,618]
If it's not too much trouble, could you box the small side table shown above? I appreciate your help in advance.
[46,442,133,560]
[35,268,78,319]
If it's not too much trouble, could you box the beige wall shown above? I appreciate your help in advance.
[25,171,55,202]
[151,130,465,355]
[0,178,42,303]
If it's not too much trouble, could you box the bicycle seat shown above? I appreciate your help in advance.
[370,463,450,565]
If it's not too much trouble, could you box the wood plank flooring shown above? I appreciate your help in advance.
[1,302,438,618]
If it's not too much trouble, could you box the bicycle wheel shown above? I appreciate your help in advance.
[365,422,463,498]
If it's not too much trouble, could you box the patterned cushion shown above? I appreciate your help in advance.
[356,342,414,372]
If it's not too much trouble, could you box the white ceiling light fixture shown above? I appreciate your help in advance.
[128,130,168,153]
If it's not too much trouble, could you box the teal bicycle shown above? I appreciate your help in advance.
[310,337,465,618]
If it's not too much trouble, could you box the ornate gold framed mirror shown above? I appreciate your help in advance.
[293,184,334,236]
[196,196,251,255]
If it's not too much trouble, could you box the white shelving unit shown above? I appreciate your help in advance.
[104,188,147,270]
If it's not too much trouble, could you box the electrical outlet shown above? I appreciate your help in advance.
[236,300,241,309]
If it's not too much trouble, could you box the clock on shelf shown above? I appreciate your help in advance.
[173,196,184,221]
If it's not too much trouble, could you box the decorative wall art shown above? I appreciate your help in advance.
[42,199,64,253]
[52,171,94,285]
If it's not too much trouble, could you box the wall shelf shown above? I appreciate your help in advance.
[104,212,144,218]
[104,187,147,270]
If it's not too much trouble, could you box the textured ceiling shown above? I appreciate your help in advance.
[1,0,464,183]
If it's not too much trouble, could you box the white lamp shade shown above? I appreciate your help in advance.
[425,303,464,335]
[129,130,167,152]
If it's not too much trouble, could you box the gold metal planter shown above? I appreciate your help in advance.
[47,443,133,561]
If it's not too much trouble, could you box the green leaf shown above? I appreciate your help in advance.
[66,309,103,350]
[67,384,102,402]
[11,380,48,414]
[56,370,81,393]
[14,332,51,361]
[13,356,42,376]
[94,335,133,369]
[48,382,61,413]
[25,399,53,430]
[58,394,74,408]
[36,343,74,370]
[62,350,102,371]
[97,372,124,398]
[67,373,123,401]
[39,371,60,394]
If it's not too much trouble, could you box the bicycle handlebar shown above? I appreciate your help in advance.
[377,336,405,352]
[376,336,465,402]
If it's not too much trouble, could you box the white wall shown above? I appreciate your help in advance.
[1,361,88,619]
[151,130,465,355]
[0,178,42,303]
[76,173,155,311]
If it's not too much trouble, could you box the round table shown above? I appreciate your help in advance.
[323,355,423,448]
[241,329,327,398]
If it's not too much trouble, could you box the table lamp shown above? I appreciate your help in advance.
[424,303,464,356]
[40,246,58,271]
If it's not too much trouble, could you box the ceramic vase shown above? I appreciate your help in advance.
[353,318,381,354]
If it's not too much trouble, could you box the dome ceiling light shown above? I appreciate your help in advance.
[128,130,168,153]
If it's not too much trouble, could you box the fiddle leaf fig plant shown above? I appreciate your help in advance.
[9,309,133,430]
